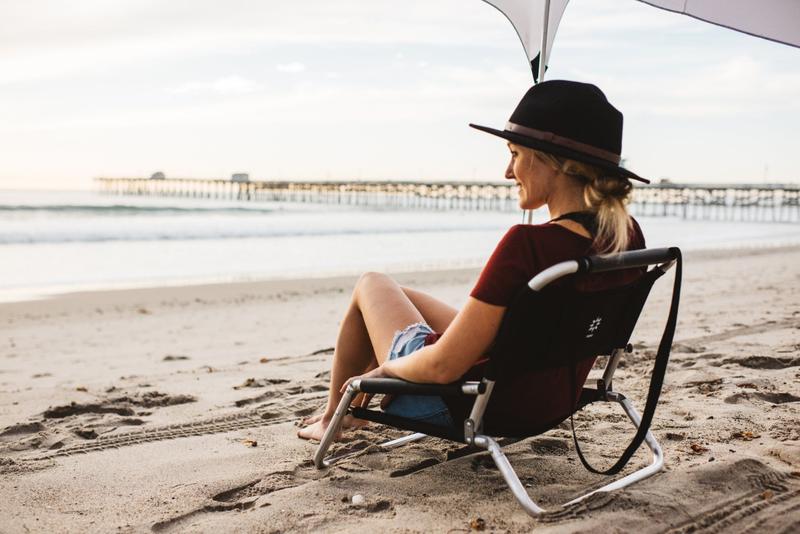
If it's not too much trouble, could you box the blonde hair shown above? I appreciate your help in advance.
[530,148,633,253]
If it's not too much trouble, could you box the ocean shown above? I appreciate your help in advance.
[2,189,799,302]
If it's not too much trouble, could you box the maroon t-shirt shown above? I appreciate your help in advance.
[433,219,646,434]
[472,220,645,304]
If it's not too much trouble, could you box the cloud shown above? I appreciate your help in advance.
[275,62,306,74]
[167,76,262,95]
[0,0,511,85]
[580,55,800,118]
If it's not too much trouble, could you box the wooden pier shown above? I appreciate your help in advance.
[95,178,800,223]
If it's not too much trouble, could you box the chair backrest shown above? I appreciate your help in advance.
[485,268,661,381]
[453,247,681,465]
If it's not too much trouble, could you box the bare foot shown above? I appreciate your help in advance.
[342,415,369,430]
[296,415,369,442]
[297,419,332,441]
[301,413,324,426]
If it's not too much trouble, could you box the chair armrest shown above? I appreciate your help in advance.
[583,247,680,273]
[528,247,682,290]
[354,378,485,396]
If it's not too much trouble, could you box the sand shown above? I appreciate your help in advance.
[1,246,799,533]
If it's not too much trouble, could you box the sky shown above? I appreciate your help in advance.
[1,0,799,190]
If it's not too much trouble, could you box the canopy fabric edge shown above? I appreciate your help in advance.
[637,0,800,49]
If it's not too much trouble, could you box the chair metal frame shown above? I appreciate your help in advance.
[314,248,679,517]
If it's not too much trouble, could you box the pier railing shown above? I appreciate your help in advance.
[95,178,800,223]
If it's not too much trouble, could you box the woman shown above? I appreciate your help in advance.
[298,80,648,441]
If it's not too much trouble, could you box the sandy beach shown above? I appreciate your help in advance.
[1,245,799,533]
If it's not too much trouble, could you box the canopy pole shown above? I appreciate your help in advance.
[538,0,551,84]
[524,0,550,225]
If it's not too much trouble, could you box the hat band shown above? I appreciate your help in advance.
[505,122,621,165]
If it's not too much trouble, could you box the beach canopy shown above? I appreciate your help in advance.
[482,0,800,81]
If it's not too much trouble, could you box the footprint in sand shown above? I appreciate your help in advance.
[162,355,190,361]
[722,355,800,369]
[43,391,196,419]
[724,391,800,404]
[1,391,197,456]
[0,422,46,441]
[530,437,570,456]
[151,468,312,532]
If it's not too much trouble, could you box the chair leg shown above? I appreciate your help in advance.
[314,384,429,468]
[380,432,427,449]
[473,435,546,516]
[314,384,358,468]
[472,392,664,516]
[563,392,664,506]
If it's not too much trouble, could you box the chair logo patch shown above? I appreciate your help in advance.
[586,316,602,338]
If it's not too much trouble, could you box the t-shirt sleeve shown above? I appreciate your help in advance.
[470,225,537,306]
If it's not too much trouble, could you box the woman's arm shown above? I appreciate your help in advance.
[380,297,505,384]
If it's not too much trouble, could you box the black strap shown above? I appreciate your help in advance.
[570,248,682,475]
[550,211,598,237]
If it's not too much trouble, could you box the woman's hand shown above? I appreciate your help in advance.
[339,364,394,394]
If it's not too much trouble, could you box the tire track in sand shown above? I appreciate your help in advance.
[23,394,325,461]
[664,469,800,534]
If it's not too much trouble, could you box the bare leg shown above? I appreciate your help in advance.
[301,360,376,426]
[297,274,457,441]
[400,286,458,332]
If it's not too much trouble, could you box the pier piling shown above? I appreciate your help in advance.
[95,178,799,223]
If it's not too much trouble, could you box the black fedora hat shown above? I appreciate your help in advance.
[470,80,648,184]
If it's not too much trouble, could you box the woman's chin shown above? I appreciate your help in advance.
[517,195,543,211]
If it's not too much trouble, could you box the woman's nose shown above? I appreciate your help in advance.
[505,160,515,180]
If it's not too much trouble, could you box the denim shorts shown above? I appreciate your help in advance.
[383,322,454,428]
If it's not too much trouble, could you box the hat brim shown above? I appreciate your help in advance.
[469,123,649,184]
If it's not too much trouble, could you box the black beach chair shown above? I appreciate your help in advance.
[314,247,682,516]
